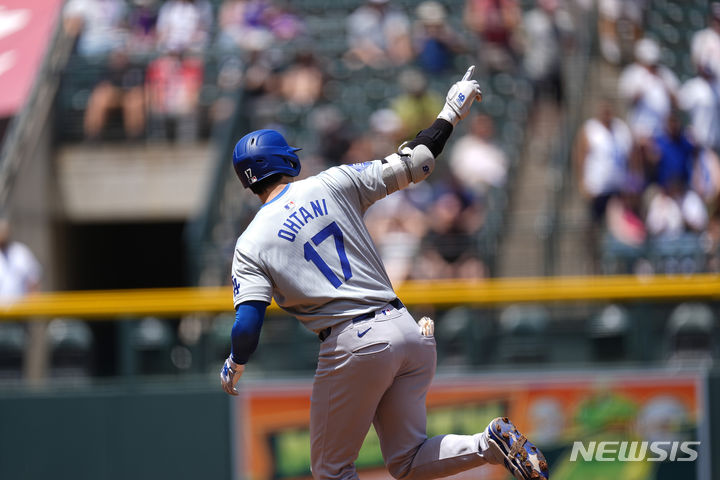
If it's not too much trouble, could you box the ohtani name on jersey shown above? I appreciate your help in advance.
[277,198,329,242]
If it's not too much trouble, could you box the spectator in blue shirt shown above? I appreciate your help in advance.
[649,110,697,190]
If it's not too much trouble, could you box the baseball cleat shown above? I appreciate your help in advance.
[485,417,549,479]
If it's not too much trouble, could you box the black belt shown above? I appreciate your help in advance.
[318,298,404,342]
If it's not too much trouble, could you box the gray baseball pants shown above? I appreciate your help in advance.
[310,303,489,480]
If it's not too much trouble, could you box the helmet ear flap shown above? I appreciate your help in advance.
[286,147,302,170]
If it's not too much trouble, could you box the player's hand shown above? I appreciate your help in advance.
[437,65,483,126]
[220,356,245,396]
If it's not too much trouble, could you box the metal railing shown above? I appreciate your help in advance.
[543,2,596,275]
[2,274,719,319]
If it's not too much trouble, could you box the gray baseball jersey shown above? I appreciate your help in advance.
[231,159,495,480]
[231,160,397,332]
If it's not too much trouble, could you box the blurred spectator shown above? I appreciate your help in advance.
[449,114,508,196]
[0,218,42,379]
[415,183,486,279]
[210,57,244,127]
[678,64,720,153]
[597,0,646,65]
[233,39,284,128]
[691,2,720,78]
[343,109,402,164]
[605,188,646,247]
[345,0,413,69]
[83,49,145,140]
[521,0,574,106]
[645,113,708,237]
[645,186,708,237]
[575,100,635,270]
[646,188,686,240]
[692,147,720,207]
[156,0,213,54]
[646,110,696,191]
[364,191,428,284]
[0,219,41,303]
[574,100,633,226]
[145,52,204,142]
[217,0,271,52]
[309,106,353,170]
[618,38,679,140]
[259,1,304,42]
[63,0,128,57]
[391,69,444,139]
[127,0,159,54]
[278,50,325,107]
[242,40,277,99]
[413,1,466,74]
[216,0,303,52]
[464,0,522,73]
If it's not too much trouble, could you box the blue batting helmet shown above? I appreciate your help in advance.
[232,129,301,188]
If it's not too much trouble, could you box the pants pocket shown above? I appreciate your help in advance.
[351,342,390,356]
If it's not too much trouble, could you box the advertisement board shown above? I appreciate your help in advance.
[233,370,706,480]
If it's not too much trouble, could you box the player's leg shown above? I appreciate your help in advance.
[309,319,399,480]
[373,311,488,480]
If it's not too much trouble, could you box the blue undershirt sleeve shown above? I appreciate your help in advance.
[230,300,268,364]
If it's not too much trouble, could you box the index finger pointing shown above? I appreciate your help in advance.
[462,65,475,81]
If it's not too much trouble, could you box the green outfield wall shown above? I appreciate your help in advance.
[0,381,230,480]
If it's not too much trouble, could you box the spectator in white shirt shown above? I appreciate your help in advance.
[618,38,679,140]
[691,3,720,78]
[521,0,574,106]
[0,219,41,303]
[692,147,720,205]
[449,114,508,196]
[574,100,633,225]
[156,0,213,54]
[645,185,708,238]
[678,63,720,152]
[345,0,413,69]
[63,0,127,57]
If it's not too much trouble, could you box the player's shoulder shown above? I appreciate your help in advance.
[320,161,378,180]
[235,207,278,252]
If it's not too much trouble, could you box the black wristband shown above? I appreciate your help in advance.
[405,118,454,157]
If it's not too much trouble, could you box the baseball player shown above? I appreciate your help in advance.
[221,66,549,480]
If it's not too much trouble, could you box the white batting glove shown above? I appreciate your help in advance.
[437,65,483,127]
[418,316,435,337]
[220,356,245,396]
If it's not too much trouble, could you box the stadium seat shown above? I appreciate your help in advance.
[132,317,175,375]
[47,318,93,378]
[666,303,717,366]
[0,323,25,380]
[588,305,630,362]
[496,304,550,364]
[435,307,474,367]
